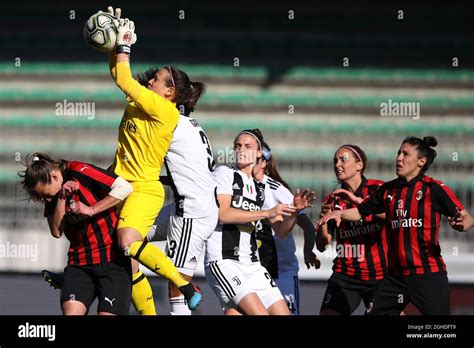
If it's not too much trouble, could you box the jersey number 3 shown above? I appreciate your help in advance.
[200,131,216,172]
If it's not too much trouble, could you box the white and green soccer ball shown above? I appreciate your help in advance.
[83,12,117,52]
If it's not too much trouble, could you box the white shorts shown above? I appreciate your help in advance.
[205,259,284,310]
[275,275,300,315]
[147,204,218,276]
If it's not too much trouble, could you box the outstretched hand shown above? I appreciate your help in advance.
[318,210,343,227]
[293,188,316,211]
[333,188,363,205]
[448,208,473,232]
[268,204,297,218]
[304,250,321,270]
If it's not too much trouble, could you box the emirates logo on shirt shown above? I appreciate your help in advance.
[120,119,137,133]
[392,198,423,228]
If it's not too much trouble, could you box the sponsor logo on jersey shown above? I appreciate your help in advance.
[120,118,137,133]
[188,256,198,263]
[393,199,423,228]
[232,183,240,190]
[391,218,423,228]
[231,195,261,212]
[338,221,382,239]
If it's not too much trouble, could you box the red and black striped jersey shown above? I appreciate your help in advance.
[44,161,119,266]
[323,177,388,281]
[358,173,464,276]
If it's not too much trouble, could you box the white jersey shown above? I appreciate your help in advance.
[261,175,299,277]
[164,115,218,218]
[205,166,265,264]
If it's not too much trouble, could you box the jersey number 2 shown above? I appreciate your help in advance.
[200,131,216,172]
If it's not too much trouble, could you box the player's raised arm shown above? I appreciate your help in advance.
[110,19,181,125]
[271,188,315,239]
[217,193,296,225]
[316,196,334,252]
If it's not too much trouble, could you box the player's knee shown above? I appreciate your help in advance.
[116,228,142,252]
[62,301,87,315]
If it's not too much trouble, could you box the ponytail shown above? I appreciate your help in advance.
[265,156,291,191]
[136,66,206,116]
[166,66,206,115]
[185,81,206,115]
[261,141,291,191]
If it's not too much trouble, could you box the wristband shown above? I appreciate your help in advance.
[116,45,131,55]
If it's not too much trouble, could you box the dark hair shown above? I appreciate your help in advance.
[335,144,368,176]
[262,141,291,191]
[401,136,438,173]
[18,153,66,201]
[233,129,264,150]
[136,66,205,116]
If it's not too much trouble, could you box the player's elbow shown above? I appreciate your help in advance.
[109,177,134,201]
[50,228,62,239]
[218,208,232,225]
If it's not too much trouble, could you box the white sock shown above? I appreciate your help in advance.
[170,295,191,315]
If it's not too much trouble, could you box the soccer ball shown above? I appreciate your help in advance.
[83,12,117,52]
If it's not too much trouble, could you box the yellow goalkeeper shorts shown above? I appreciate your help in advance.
[117,181,165,238]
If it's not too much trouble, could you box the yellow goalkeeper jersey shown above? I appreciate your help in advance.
[110,61,179,182]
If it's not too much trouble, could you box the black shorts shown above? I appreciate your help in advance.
[60,260,132,315]
[320,272,382,315]
[366,272,450,315]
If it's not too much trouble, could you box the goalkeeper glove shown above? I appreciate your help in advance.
[116,18,137,55]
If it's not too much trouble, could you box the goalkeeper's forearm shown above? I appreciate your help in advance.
[114,55,143,101]
[109,51,117,80]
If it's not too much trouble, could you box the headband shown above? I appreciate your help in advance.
[167,66,175,88]
[341,145,362,162]
[236,131,262,149]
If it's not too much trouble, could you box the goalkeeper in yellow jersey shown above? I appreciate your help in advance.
[105,6,204,313]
